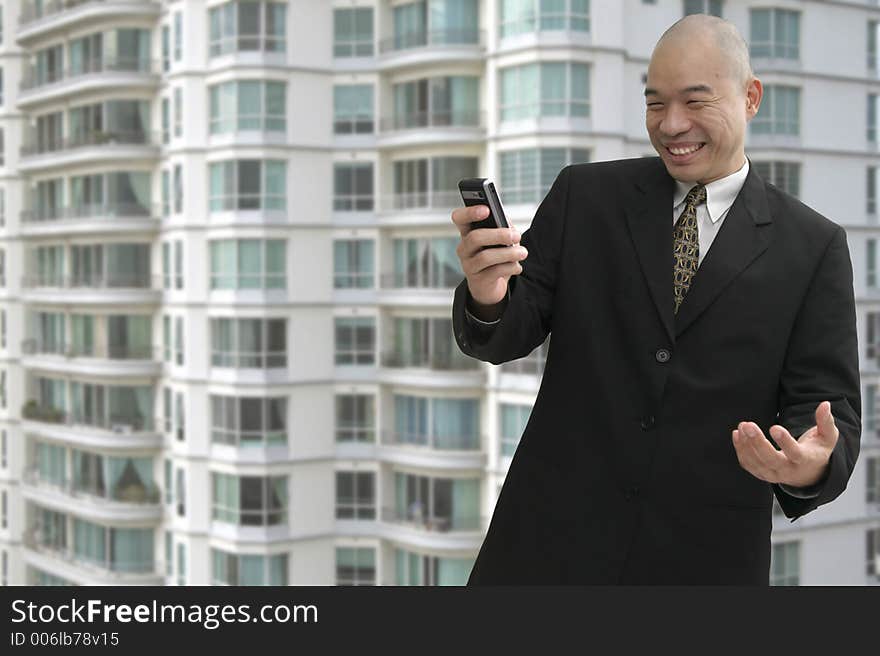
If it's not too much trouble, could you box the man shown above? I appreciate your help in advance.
[449,14,860,584]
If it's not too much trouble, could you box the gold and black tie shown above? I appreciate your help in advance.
[673,184,706,314]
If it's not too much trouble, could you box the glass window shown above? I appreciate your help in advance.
[336,547,375,585]
[212,473,288,526]
[750,9,799,60]
[209,160,286,211]
[333,85,374,134]
[174,13,183,61]
[333,163,374,211]
[210,239,286,289]
[335,394,376,443]
[210,80,286,134]
[334,8,374,57]
[335,317,375,365]
[869,167,877,216]
[751,85,800,136]
[870,94,878,144]
[173,165,183,213]
[500,0,590,39]
[770,541,800,586]
[500,403,532,456]
[870,21,880,71]
[684,0,722,17]
[209,1,287,56]
[211,318,286,368]
[501,62,589,121]
[333,239,374,289]
[211,395,287,447]
[752,161,800,198]
[336,471,376,519]
[212,549,288,585]
[162,25,170,71]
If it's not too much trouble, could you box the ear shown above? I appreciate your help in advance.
[745,77,763,121]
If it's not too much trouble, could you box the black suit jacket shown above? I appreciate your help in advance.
[452,157,861,585]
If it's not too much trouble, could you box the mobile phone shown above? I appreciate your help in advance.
[458,178,510,249]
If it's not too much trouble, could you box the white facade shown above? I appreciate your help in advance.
[0,0,878,586]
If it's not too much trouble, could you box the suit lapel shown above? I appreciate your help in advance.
[673,160,774,336]
[623,159,676,344]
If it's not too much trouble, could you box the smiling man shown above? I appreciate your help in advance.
[449,14,861,584]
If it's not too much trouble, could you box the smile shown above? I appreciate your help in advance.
[666,143,705,156]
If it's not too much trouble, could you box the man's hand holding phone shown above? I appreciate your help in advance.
[451,204,529,322]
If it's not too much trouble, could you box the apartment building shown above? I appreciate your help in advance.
[0,0,877,586]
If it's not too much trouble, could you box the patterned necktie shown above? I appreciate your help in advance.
[673,183,707,314]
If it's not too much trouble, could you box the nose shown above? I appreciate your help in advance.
[658,103,691,136]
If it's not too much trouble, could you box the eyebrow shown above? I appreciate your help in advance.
[644,84,715,97]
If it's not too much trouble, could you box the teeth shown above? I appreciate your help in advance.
[669,144,703,155]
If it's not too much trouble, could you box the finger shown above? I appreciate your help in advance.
[462,225,520,258]
[460,239,526,276]
[815,401,839,444]
[738,422,786,481]
[451,205,489,232]
[471,260,524,282]
[743,422,787,469]
[768,424,801,465]
[732,428,770,481]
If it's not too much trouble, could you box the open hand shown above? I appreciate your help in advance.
[732,401,838,488]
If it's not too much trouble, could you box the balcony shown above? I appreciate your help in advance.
[17,1,161,45]
[20,402,161,451]
[22,469,161,523]
[19,131,160,173]
[21,339,162,378]
[380,349,480,372]
[20,273,162,306]
[18,58,160,108]
[378,506,485,550]
[378,29,486,70]
[376,190,461,219]
[20,203,160,238]
[377,429,485,470]
[377,270,460,309]
[377,110,486,149]
[22,532,162,585]
[378,348,484,389]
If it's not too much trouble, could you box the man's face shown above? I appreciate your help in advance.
[645,36,758,184]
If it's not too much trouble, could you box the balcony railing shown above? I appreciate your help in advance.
[380,349,479,371]
[21,131,159,157]
[21,401,152,433]
[21,203,159,224]
[379,272,461,290]
[24,531,158,576]
[380,429,481,451]
[378,190,461,212]
[20,57,160,92]
[19,0,95,25]
[21,274,161,290]
[21,339,160,361]
[24,468,161,505]
[379,110,484,132]
[378,28,485,54]
[380,506,483,532]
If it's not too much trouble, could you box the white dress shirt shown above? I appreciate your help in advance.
[672,158,748,265]
[463,159,823,498]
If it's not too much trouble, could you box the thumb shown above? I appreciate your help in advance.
[816,401,839,443]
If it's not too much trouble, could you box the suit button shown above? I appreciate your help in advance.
[640,415,655,430]
[655,348,671,363]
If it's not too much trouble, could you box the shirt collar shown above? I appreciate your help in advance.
[672,158,749,224]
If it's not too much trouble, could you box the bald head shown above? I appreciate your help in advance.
[653,14,753,90]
